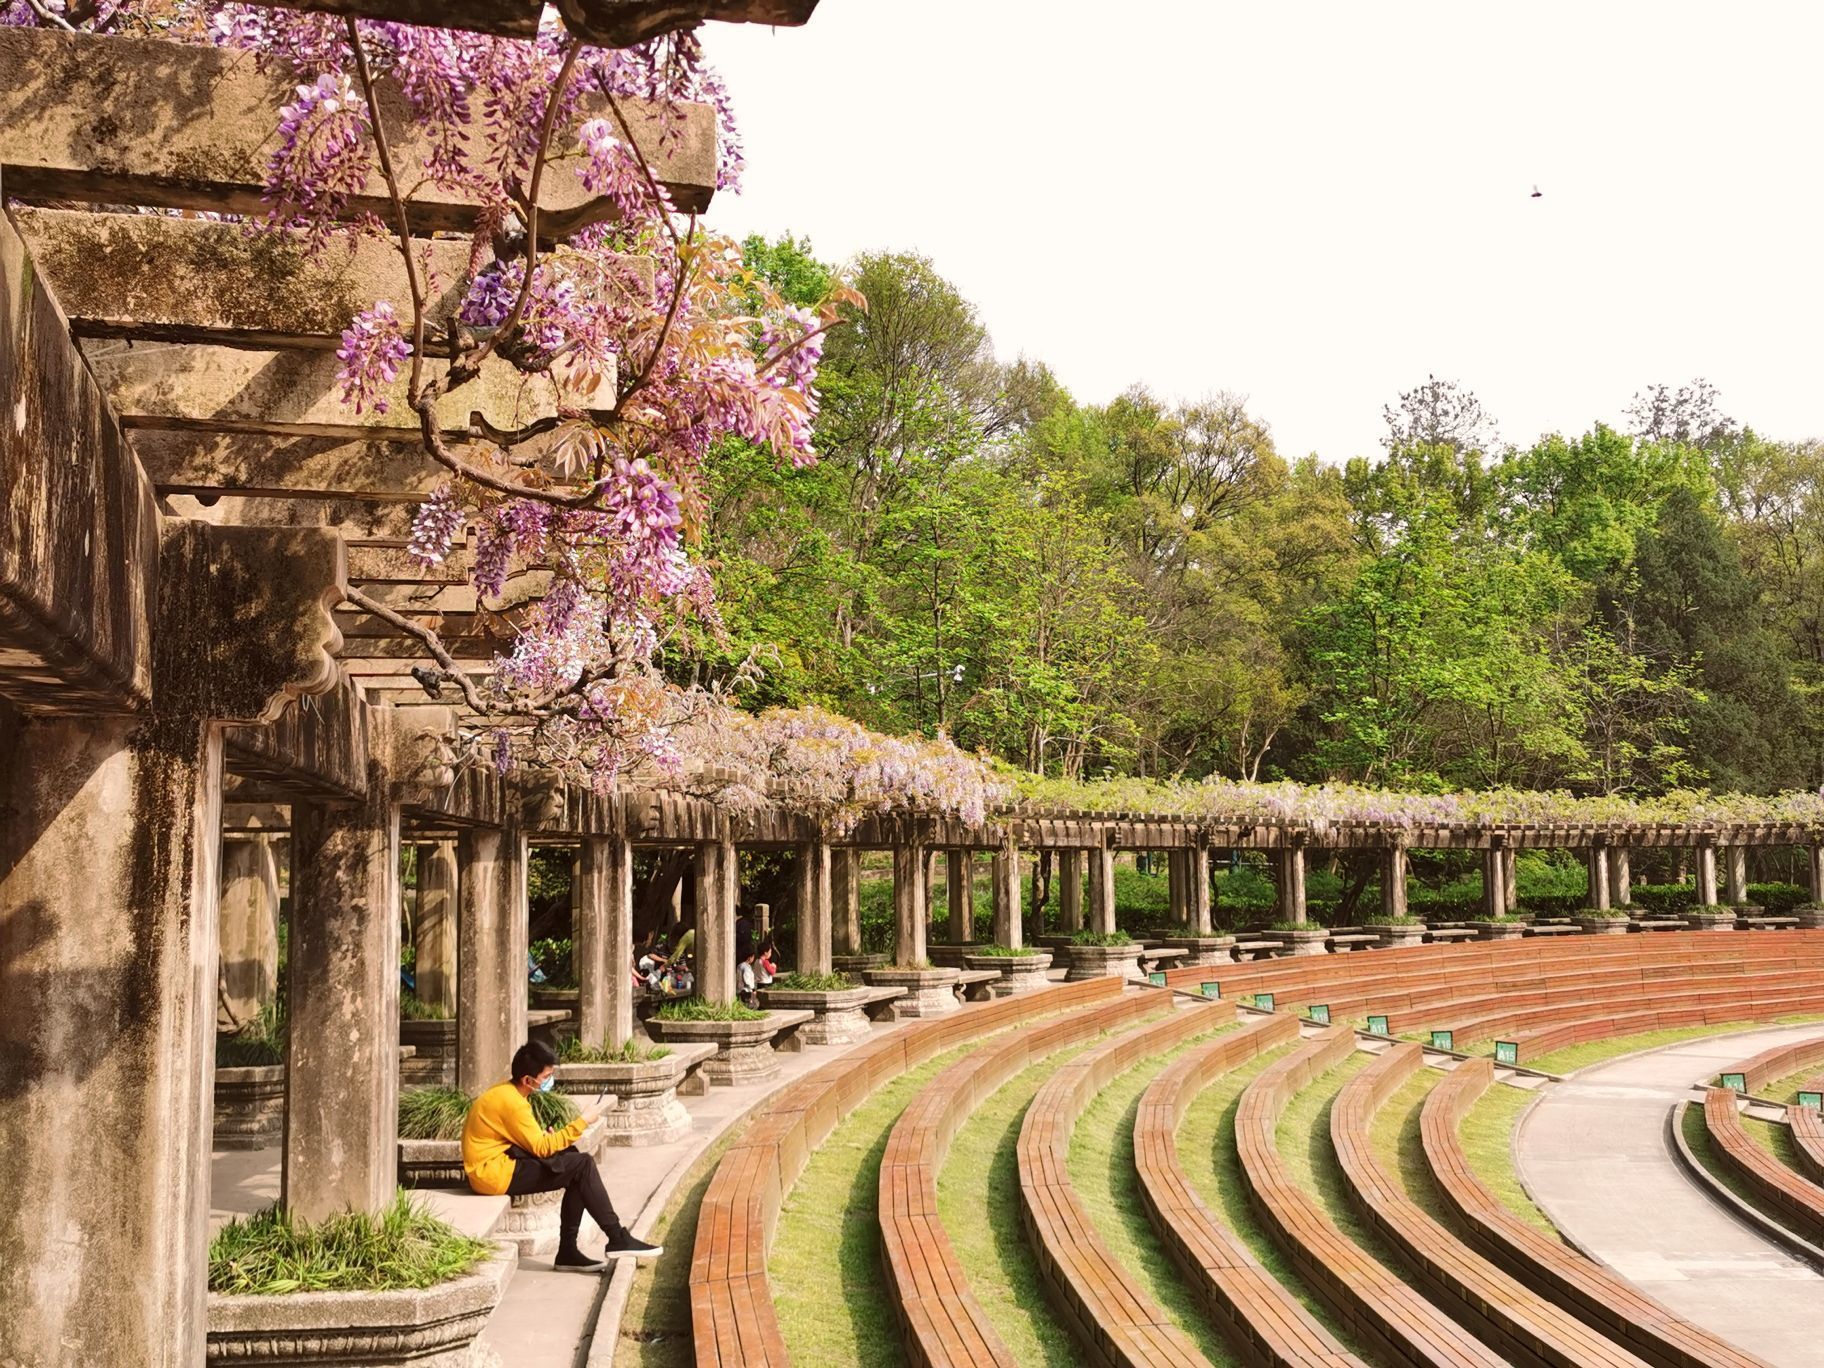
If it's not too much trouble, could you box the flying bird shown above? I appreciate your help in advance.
[1531,185,1543,199]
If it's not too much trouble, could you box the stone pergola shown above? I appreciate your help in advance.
[6,11,1824,1365]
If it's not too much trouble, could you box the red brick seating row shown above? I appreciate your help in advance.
[1702,1086,1824,1246]
[1719,1033,1824,1094]
[1422,1056,1769,1368]
[1133,1013,1366,1367]
[689,976,1127,1367]
[1015,999,1243,1367]
[1332,1043,1654,1367]
[1499,990,1824,1065]
[878,988,1169,1368]
[1233,1024,1506,1366]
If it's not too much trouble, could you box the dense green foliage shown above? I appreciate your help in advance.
[653,997,767,1022]
[557,1037,672,1064]
[215,1000,286,1068]
[707,244,1823,797]
[209,1194,492,1295]
[398,1084,578,1140]
[771,971,854,991]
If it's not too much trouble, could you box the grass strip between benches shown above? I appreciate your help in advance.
[1175,1041,1387,1364]
[937,1037,1105,1366]
[771,1043,981,1367]
[1066,1024,1242,1367]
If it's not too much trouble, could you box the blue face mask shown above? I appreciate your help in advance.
[538,1076,555,1093]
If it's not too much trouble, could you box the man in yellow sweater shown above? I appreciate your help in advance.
[462,1040,662,1269]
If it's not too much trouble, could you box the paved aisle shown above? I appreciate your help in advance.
[1517,1025,1824,1367]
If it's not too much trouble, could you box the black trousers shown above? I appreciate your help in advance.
[505,1145,623,1247]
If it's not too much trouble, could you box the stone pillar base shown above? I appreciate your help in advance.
[1476,923,1526,941]
[990,968,1055,997]
[862,967,962,1016]
[796,1006,871,1044]
[1264,929,1329,957]
[701,1042,783,1087]
[1685,910,1738,931]
[1363,925,1426,949]
[212,1066,286,1151]
[1157,936,1236,967]
[1065,945,1147,980]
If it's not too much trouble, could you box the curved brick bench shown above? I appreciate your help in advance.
[1015,999,1240,1368]
[1702,1086,1824,1246]
[1493,991,1824,1066]
[1233,1024,1506,1366]
[1133,1013,1365,1368]
[878,988,1169,1368]
[688,975,1123,1367]
[1720,1034,1824,1094]
[1791,1103,1824,1186]
[1422,1056,1770,1368]
[1331,1043,1653,1367]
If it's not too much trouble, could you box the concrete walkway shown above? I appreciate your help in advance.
[1517,1025,1824,1367]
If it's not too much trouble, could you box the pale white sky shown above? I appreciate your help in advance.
[702,1,1824,462]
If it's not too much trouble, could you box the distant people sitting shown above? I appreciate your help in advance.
[756,936,779,988]
[462,1041,663,1269]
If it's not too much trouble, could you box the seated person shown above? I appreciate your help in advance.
[462,1040,663,1269]
[737,951,760,1009]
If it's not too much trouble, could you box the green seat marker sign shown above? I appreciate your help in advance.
[1201,981,1221,999]
[1254,991,1274,1012]
[1366,1014,1389,1035]
[1494,1041,1519,1066]
[1720,1072,1747,1093]
[1430,1029,1454,1051]
[1798,1091,1823,1110]
[1308,1004,1331,1025]
[1148,970,1167,987]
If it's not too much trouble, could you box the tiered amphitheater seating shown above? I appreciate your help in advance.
[1702,1085,1824,1245]
[1719,1035,1824,1094]
[1422,1056,1770,1368]
[1015,1000,1243,1367]
[1792,1097,1824,1184]
[1133,1014,1366,1368]
[1233,1023,1508,1366]
[877,986,1171,1367]
[1332,1043,1654,1366]
[690,974,1130,1367]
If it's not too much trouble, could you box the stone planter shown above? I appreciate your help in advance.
[1156,935,1236,967]
[758,984,879,1044]
[1475,921,1526,942]
[862,966,962,1017]
[1263,928,1330,958]
[207,1245,514,1367]
[552,1043,718,1145]
[1795,907,1824,930]
[832,953,887,979]
[926,943,985,969]
[399,1018,457,1089]
[644,1010,813,1087]
[1065,942,1148,981]
[213,1065,285,1150]
[398,1123,608,1253]
[397,1135,467,1190]
[530,986,579,1013]
[1574,915,1630,936]
[963,951,1054,996]
[1363,923,1426,949]
[1686,909,1739,931]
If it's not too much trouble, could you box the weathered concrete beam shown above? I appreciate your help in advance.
[224,668,371,800]
[84,341,563,440]
[164,493,427,542]
[0,198,157,713]
[139,432,456,501]
[0,28,717,224]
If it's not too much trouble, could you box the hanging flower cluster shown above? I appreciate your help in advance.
[11,1,856,795]
[1017,775,1824,833]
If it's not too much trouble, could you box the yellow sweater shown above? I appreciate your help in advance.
[461,1082,588,1196]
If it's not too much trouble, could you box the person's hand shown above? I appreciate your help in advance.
[582,1096,614,1125]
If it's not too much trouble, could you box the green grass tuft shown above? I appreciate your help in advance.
[1275,1052,1408,1271]
[397,1086,471,1141]
[1457,1084,1558,1236]
[1070,930,1134,946]
[557,1037,672,1064]
[772,971,853,991]
[399,991,452,1021]
[654,997,767,1022]
[208,1192,492,1295]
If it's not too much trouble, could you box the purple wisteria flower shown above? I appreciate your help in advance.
[408,483,465,567]
[335,302,410,414]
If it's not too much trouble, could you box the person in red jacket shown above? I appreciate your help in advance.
[461,1040,662,1269]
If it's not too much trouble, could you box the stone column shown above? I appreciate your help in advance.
[831,847,861,956]
[576,835,633,1049]
[1724,846,1749,906]
[1609,845,1632,908]
[1503,847,1518,911]
[218,834,280,1030]
[1586,847,1611,912]
[1482,848,1508,918]
[754,901,772,943]
[1696,843,1719,906]
[285,790,401,1222]
[1275,846,1308,924]
[1809,845,1824,905]
[0,716,224,1362]
[1088,845,1118,935]
[416,840,459,1016]
[458,825,527,1092]
[894,843,928,965]
[1166,851,1186,927]
[696,840,737,1004]
[797,839,833,975]
[1057,849,1085,933]
[1188,848,1214,934]
[991,840,1023,950]
[945,850,974,943]
[1380,846,1409,920]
